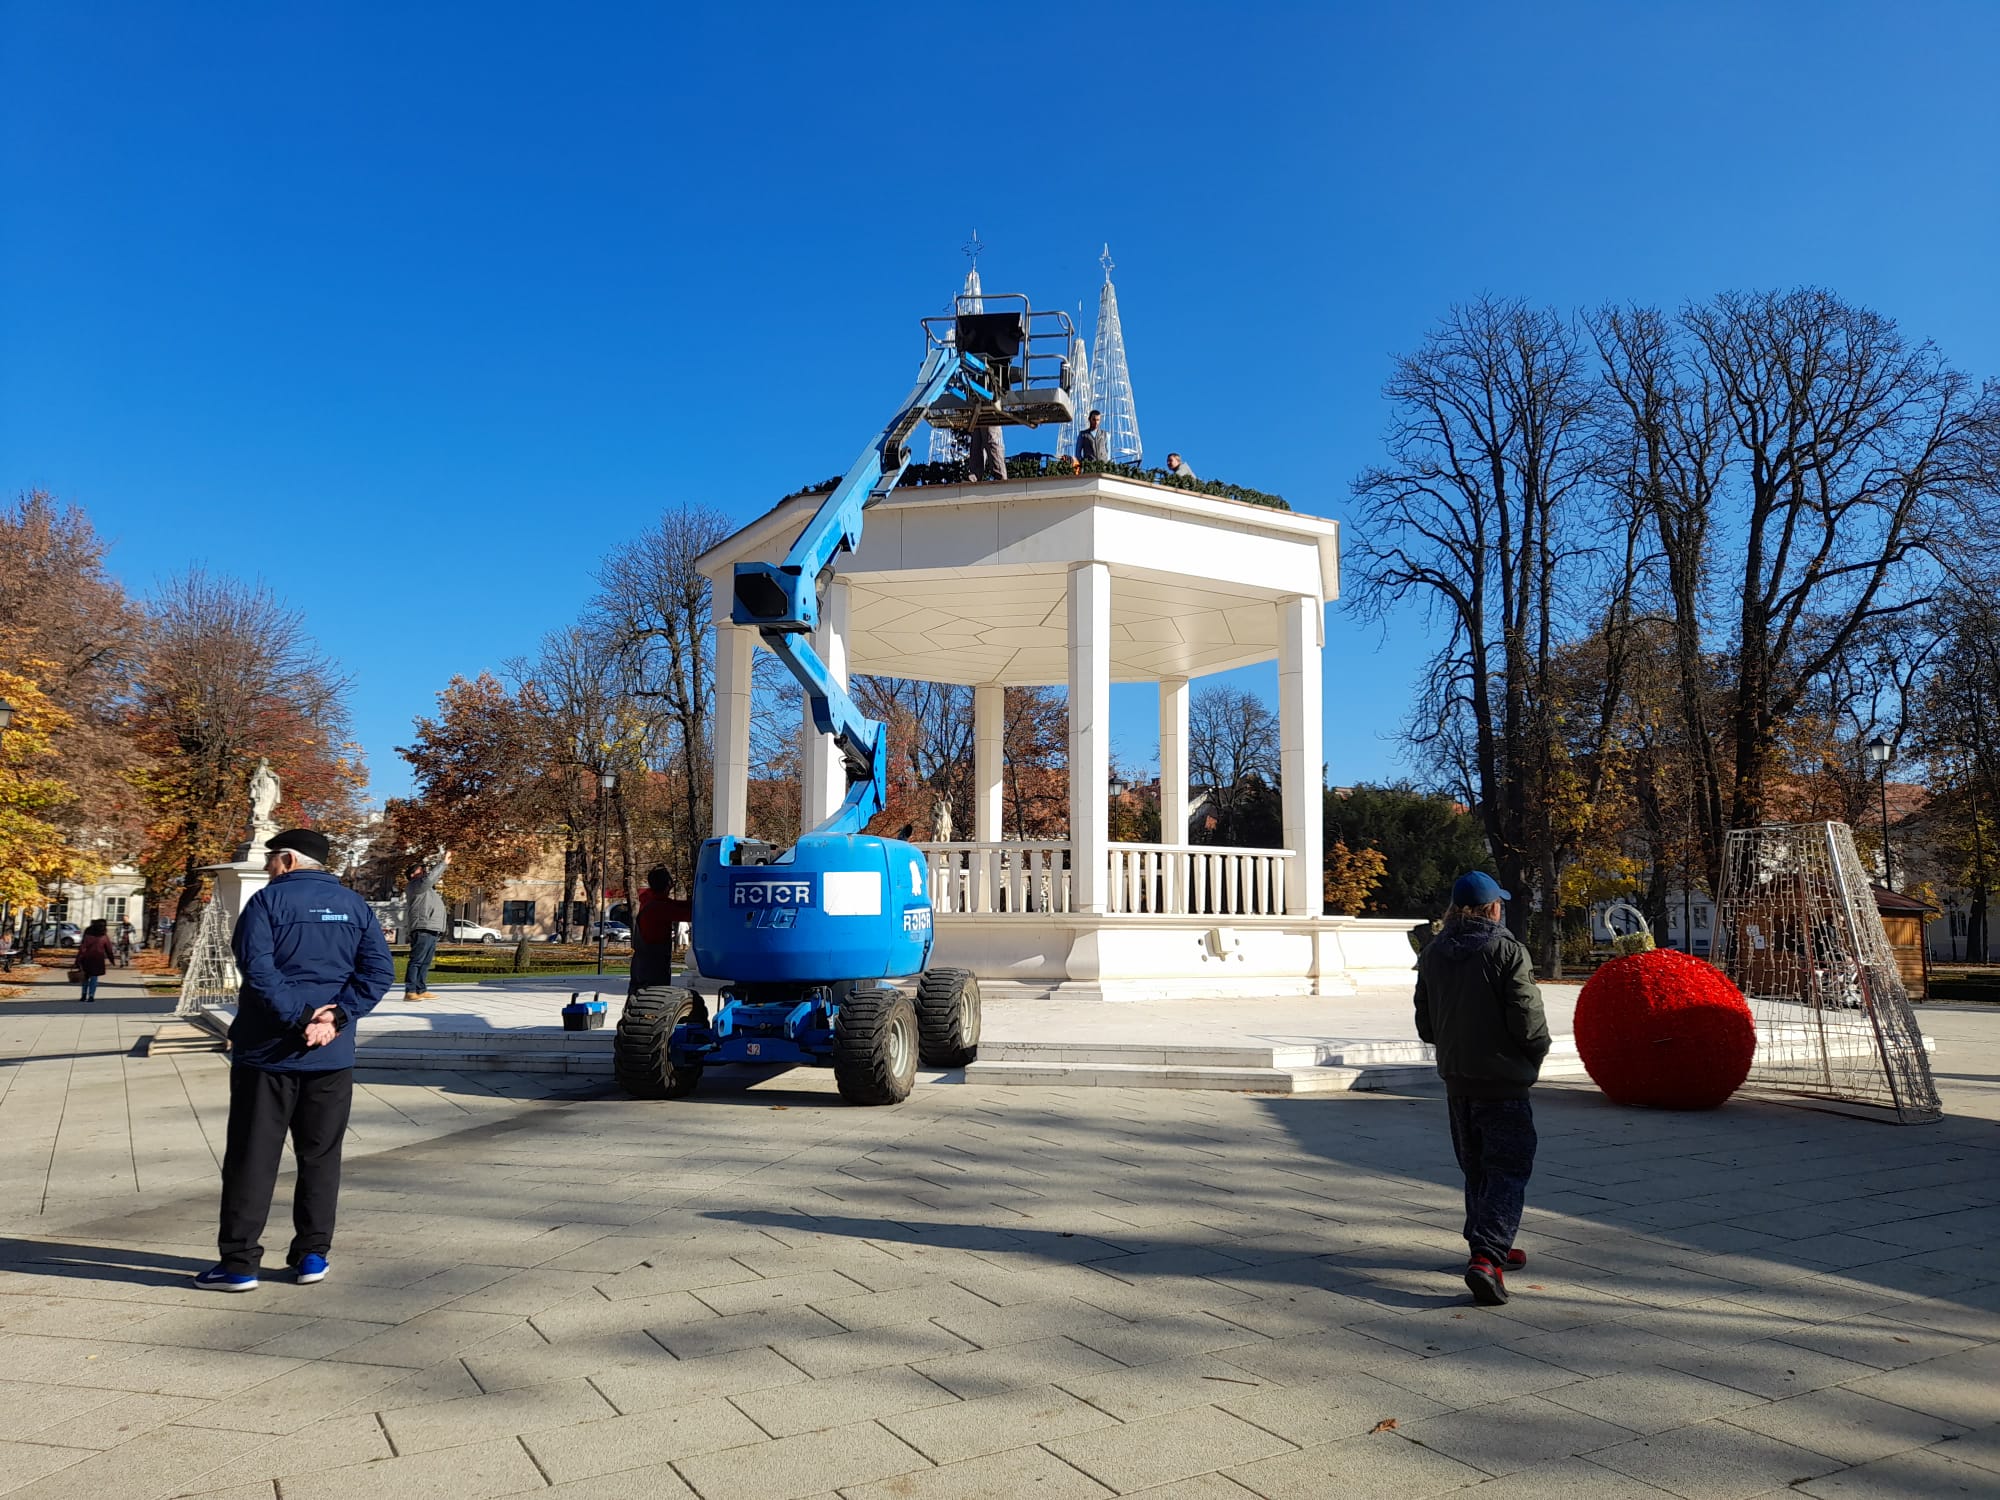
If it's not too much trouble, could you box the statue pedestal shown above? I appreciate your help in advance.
[197,857,272,993]
[207,858,271,927]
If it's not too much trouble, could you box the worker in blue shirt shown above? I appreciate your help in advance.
[196,828,394,1292]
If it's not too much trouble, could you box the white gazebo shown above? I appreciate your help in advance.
[698,472,1419,1000]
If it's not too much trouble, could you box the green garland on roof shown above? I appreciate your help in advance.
[783,457,1289,511]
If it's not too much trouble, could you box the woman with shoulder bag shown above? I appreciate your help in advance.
[75,920,115,1002]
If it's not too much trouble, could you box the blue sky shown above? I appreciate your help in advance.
[5,2,1997,801]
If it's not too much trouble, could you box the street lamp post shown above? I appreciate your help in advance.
[1864,736,1893,890]
[595,769,618,975]
[0,697,15,737]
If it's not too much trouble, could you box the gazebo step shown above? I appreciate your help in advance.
[355,1045,614,1075]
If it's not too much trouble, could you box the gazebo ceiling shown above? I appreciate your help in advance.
[842,564,1292,685]
[698,475,1341,687]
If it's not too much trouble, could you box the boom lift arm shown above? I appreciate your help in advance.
[728,341,1001,835]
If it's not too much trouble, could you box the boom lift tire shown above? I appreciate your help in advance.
[915,968,981,1067]
[615,986,705,1099]
[832,987,918,1105]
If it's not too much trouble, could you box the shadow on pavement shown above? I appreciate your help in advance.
[0,1237,207,1287]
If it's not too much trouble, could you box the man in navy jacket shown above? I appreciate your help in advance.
[196,828,394,1292]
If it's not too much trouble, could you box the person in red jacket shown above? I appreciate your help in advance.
[76,919,115,1003]
[632,867,692,992]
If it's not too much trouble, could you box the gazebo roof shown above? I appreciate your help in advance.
[698,474,1340,687]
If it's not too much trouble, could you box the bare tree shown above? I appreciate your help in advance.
[1597,291,1999,891]
[1187,684,1279,846]
[592,504,733,882]
[1350,298,1600,960]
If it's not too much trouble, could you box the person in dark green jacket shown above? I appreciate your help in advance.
[1413,871,1551,1306]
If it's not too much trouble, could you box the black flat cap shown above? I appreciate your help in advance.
[266,828,331,865]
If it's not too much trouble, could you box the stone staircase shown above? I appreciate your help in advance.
[964,1037,1588,1093]
[194,1004,1588,1095]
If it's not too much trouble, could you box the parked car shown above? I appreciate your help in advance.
[592,921,632,942]
[451,921,504,944]
[35,921,82,947]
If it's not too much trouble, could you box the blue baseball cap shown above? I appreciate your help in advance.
[1451,871,1511,906]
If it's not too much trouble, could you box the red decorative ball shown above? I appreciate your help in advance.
[1574,947,1756,1110]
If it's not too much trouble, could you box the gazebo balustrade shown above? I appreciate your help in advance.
[918,840,1293,919]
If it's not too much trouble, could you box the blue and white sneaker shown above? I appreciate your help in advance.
[295,1253,329,1284]
[193,1265,258,1292]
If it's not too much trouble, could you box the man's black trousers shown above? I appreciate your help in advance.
[1447,1094,1537,1263]
[218,1064,354,1274]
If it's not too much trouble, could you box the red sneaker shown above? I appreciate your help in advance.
[1504,1249,1527,1270]
[1465,1255,1509,1306]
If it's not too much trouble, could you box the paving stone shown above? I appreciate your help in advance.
[929,1296,1129,1351]
[1212,1326,1414,1386]
[275,1434,547,1499]
[1215,1371,1449,1448]
[1840,1343,2000,1428]
[1110,1477,1265,1500]
[0,1440,95,1490]
[1538,1366,1766,1435]
[176,1359,411,1433]
[1502,1321,1707,1378]
[839,1442,1114,1500]
[460,1329,667,1392]
[222,1414,393,1482]
[1794,1446,1997,1497]
[1066,1311,1267,1367]
[376,1374,616,1452]
[1586,1419,1842,1499]
[881,1382,1116,1465]
[1654,1337,1880,1399]
[1047,1405,1294,1493]
[774,1318,975,1378]
[22,1391,210,1449]
[913,1335,1125,1400]
[1225,1429,1488,1498]
[362,1359,486,1411]
[670,1417,928,1500]
[1723,1383,1970,1465]
[0,1382,122,1442]
[0,1424,268,1500]
[518,1395,767,1481]
[1398,1392,1637,1477]
[808,1281,999,1332]
[323,1309,524,1369]
[1937,1422,2000,1474]
[245,1317,396,1360]
[1771,1314,1979,1371]
[729,1362,959,1437]
[1058,1352,1278,1421]
[646,1304,845,1359]
[1368,1343,1584,1410]
[586,1343,808,1414]
[689,1269,870,1318]
[1422,1456,1679,1498]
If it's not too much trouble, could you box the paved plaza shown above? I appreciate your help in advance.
[1,968,1996,1499]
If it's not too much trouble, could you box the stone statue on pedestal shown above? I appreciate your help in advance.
[244,757,282,858]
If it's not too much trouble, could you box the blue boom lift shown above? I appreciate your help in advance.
[614,294,1077,1104]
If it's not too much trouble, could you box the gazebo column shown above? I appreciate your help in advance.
[1278,593,1325,915]
[711,621,754,838]
[800,580,850,829]
[974,684,1003,842]
[1158,677,1189,842]
[1068,562,1111,914]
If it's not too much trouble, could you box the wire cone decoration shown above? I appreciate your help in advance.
[1712,822,1941,1123]
[175,900,239,1019]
